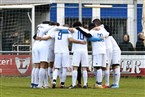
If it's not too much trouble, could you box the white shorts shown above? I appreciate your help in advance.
[48,47,55,62]
[38,44,49,62]
[32,46,40,64]
[111,50,121,65]
[106,48,113,66]
[54,53,70,68]
[72,51,89,67]
[93,54,106,67]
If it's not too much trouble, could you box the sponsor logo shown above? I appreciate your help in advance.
[15,57,30,74]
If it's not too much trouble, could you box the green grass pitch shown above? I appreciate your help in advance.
[0,77,145,97]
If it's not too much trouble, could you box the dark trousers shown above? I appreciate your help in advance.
[77,63,82,84]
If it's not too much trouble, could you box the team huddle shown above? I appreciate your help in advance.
[31,19,121,89]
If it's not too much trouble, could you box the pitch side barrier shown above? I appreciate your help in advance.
[0,51,145,77]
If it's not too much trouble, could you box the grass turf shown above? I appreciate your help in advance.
[0,77,145,97]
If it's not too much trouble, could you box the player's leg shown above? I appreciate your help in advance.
[38,62,47,88]
[102,64,110,88]
[82,67,88,88]
[34,63,40,88]
[70,66,78,88]
[102,49,112,88]
[31,66,35,87]
[110,50,121,88]
[52,53,61,88]
[32,47,40,88]
[44,63,49,88]
[48,48,55,83]
[60,67,67,88]
[48,62,54,83]
[81,51,89,88]
[38,46,49,88]
[110,64,120,88]
[58,68,62,86]
[60,53,70,88]
[69,52,80,88]
[93,54,105,88]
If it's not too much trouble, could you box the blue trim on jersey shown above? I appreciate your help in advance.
[59,29,69,33]
[88,37,103,42]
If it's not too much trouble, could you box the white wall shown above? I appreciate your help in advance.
[127,4,137,47]
[92,5,100,20]
[57,4,65,25]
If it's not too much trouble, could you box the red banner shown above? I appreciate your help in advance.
[0,55,145,77]
[0,55,32,76]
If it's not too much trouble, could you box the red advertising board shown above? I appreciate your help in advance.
[0,54,145,77]
[0,55,32,76]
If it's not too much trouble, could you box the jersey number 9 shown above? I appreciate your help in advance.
[58,32,62,40]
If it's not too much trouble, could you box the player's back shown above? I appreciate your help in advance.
[71,28,87,52]
[40,26,56,47]
[37,24,52,37]
[51,30,71,53]
[33,24,48,47]
[105,36,113,50]
[90,27,109,55]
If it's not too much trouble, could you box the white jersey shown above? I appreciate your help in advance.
[37,24,52,37]
[50,30,72,53]
[110,36,121,52]
[71,28,88,52]
[40,26,56,48]
[90,26,109,55]
[105,36,113,50]
[33,24,51,47]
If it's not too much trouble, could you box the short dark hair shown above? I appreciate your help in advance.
[88,23,95,30]
[104,25,112,36]
[56,22,60,26]
[92,19,102,26]
[42,21,50,24]
[73,21,82,27]
[49,22,56,25]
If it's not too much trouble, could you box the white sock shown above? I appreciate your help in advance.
[48,67,53,83]
[58,69,62,83]
[53,69,58,82]
[72,70,77,86]
[96,69,102,85]
[38,68,45,87]
[61,68,67,83]
[34,68,39,85]
[114,67,120,86]
[31,68,35,84]
[44,68,49,87]
[104,70,110,86]
[82,70,88,86]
